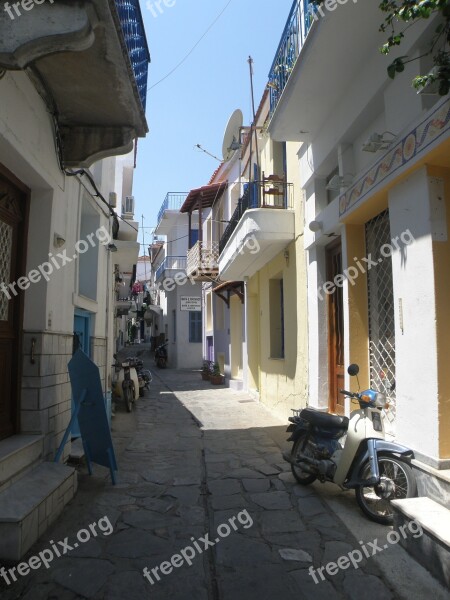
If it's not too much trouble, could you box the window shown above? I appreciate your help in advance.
[269,277,285,359]
[189,311,202,343]
[190,228,199,247]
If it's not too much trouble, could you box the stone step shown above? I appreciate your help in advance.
[391,496,450,589]
[0,435,43,493]
[0,462,77,561]
[412,459,450,510]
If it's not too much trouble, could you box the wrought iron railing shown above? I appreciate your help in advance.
[156,193,188,227]
[268,0,316,117]
[187,241,220,276]
[115,0,150,111]
[219,181,294,254]
[155,256,187,281]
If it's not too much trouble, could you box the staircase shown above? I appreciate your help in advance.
[391,461,450,589]
[0,435,76,561]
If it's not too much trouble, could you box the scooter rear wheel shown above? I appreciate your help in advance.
[355,456,417,524]
[291,434,317,485]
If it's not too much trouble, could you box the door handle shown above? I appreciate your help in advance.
[30,338,36,364]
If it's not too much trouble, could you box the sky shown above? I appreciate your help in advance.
[133,0,294,250]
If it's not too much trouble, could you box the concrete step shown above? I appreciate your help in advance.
[229,379,243,391]
[0,435,43,493]
[412,459,450,509]
[391,496,450,589]
[0,462,77,561]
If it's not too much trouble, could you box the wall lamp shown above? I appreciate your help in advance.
[53,233,66,248]
[107,243,118,252]
[362,131,396,153]
[309,220,323,233]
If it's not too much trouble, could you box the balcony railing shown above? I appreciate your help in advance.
[115,0,150,110]
[156,193,188,227]
[155,256,187,281]
[187,241,220,278]
[219,180,294,254]
[268,0,316,117]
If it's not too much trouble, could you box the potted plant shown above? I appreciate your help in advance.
[201,360,211,381]
[210,362,224,385]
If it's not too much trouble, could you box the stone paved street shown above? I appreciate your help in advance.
[1,363,448,600]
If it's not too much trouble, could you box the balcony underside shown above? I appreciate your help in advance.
[115,240,140,272]
[186,267,219,282]
[268,0,384,142]
[0,0,148,167]
[219,209,295,280]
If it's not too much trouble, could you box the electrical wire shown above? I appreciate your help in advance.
[149,0,234,90]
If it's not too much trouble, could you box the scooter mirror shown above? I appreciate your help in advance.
[348,364,360,376]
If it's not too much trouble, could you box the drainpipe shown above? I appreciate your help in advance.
[243,276,249,391]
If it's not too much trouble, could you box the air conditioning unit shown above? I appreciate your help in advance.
[124,195,135,215]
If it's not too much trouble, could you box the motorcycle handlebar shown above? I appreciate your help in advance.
[339,389,358,398]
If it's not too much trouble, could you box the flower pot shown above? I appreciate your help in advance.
[201,372,210,381]
[210,375,224,385]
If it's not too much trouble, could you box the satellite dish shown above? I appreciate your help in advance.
[222,109,243,161]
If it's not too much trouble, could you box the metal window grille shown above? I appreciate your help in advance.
[0,221,13,322]
[365,210,396,432]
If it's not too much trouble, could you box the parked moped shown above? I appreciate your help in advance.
[155,340,169,369]
[112,356,139,412]
[283,364,417,524]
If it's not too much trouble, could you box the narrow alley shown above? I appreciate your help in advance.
[1,354,446,600]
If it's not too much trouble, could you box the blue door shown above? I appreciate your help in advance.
[72,311,91,436]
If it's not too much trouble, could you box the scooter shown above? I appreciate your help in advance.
[283,364,417,524]
[155,340,168,368]
[112,356,139,412]
[133,358,152,395]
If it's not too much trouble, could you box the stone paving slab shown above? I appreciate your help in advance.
[0,363,447,599]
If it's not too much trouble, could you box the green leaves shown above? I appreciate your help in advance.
[379,1,450,94]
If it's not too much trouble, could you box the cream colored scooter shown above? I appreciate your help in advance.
[284,364,417,524]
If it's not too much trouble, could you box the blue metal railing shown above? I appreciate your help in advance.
[115,0,150,111]
[219,181,294,254]
[268,0,316,117]
[156,193,188,226]
[155,256,187,281]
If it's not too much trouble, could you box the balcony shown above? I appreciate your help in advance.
[219,179,295,281]
[155,193,188,235]
[267,0,383,142]
[187,241,220,281]
[155,256,187,282]
[0,0,150,167]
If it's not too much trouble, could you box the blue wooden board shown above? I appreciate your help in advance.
[62,349,118,483]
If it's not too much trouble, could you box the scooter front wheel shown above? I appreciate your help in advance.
[355,455,417,524]
[290,434,317,485]
[124,386,133,413]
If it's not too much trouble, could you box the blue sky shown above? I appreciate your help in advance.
[134,0,293,249]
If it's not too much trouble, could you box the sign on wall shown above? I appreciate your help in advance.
[181,296,202,311]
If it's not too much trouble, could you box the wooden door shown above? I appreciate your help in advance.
[326,240,344,415]
[0,168,28,440]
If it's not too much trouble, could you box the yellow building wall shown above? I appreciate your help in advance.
[429,166,450,458]
[248,141,309,419]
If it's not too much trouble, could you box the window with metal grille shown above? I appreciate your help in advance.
[365,210,396,430]
[189,311,202,343]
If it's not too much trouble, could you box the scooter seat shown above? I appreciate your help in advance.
[300,408,349,430]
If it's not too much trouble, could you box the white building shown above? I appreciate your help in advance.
[151,194,204,369]
[0,0,149,560]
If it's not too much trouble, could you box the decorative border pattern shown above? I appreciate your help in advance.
[339,99,450,216]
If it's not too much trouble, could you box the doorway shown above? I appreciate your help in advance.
[326,239,344,414]
[0,168,28,441]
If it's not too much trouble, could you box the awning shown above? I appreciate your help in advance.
[213,280,244,306]
[180,182,228,214]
